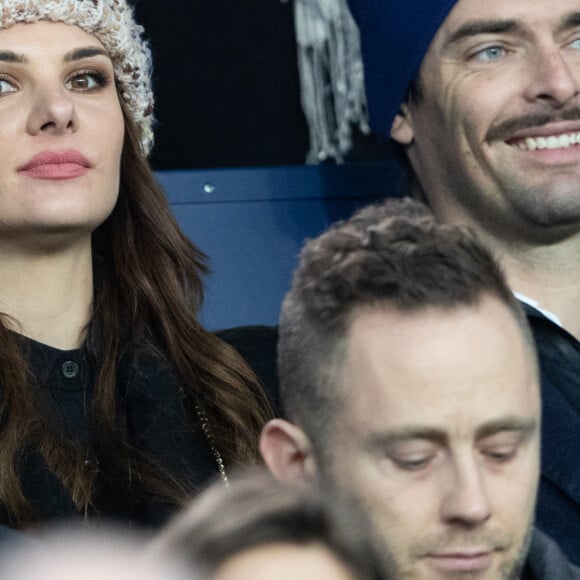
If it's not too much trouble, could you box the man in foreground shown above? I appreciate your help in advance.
[346,0,580,560]
[261,199,579,578]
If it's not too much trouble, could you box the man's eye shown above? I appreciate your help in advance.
[392,455,434,471]
[0,77,17,96]
[567,37,580,50]
[472,46,506,62]
[482,446,517,463]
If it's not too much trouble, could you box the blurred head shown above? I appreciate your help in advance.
[261,198,541,578]
[1,525,191,580]
[151,469,383,580]
[211,543,355,580]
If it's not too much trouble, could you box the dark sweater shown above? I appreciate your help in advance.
[1,337,218,528]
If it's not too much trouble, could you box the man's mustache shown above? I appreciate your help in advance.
[486,109,580,142]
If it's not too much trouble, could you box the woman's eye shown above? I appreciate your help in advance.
[65,71,108,91]
[0,77,17,96]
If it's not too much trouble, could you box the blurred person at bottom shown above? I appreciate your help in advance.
[260,198,580,579]
[0,525,193,580]
[150,469,384,580]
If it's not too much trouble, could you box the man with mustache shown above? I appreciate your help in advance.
[260,199,580,579]
[345,0,580,564]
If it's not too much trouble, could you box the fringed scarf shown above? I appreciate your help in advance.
[290,0,369,162]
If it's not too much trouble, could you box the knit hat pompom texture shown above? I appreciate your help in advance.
[0,0,153,155]
[347,0,457,139]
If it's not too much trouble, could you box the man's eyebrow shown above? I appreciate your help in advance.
[366,417,537,450]
[63,47,110,63]
[475,416,538,440]
[367,426,448,449]
[558,11,580,32]
[444,19,524,47]
[0,50,28,64]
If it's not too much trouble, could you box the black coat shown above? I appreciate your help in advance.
[524,529,580,579]
[1,337,218,528]
[522,304,580,566]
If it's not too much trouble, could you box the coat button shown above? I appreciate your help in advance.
[61,361,79,378]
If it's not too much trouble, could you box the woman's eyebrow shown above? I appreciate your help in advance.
[63,47,110,63]
[0,47,110,65]
[0,50,27,64]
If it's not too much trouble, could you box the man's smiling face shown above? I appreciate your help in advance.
[392,0,580,242]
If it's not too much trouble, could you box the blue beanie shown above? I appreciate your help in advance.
[347,0,457,138]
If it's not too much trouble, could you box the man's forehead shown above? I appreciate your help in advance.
[339,300,539,422]
[435,0,580,44]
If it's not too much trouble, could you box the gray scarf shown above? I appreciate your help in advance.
[290,0,369,162]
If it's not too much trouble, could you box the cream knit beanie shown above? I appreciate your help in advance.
[0,0,154,155]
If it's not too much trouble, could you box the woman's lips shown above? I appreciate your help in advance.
[18,150,91,180]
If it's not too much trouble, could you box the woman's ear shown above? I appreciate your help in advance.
[390,103,414,145]
[259,419,318,485]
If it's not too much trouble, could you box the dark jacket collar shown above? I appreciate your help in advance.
[524,529,580,579]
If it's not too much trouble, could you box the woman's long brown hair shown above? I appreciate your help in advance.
[0,104,273,525]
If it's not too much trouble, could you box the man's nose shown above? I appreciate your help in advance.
[440,457,492,527]
[524,45,579,108]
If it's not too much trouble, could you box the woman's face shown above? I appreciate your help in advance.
[0,20,124,245]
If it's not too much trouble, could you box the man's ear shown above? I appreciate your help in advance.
[259,419,318,485]
[390,103,414,145]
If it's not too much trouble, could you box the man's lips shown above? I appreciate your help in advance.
[18,150,91,180]
[509,131,580,152]
[486,108,580,142]
[427,550,492,573]
[504,121,580,152]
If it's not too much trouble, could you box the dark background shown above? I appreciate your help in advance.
[134,0,391,170]
[134,0,310,170]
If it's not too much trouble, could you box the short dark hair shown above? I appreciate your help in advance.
[278,198,534,452]
[151,469,382,580]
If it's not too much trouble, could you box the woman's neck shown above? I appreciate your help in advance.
[0,238,94,349]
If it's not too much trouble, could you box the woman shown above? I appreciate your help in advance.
[0,1,272,528]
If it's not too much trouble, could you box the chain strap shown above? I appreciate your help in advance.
[195,401,229,488]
